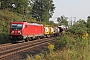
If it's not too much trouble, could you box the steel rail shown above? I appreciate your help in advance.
[0,38,53,59]
[0,38,50,51]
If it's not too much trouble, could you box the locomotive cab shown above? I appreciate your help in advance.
[9,22,24,40]
[11,24,22,34]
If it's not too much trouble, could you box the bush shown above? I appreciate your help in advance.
[54,32,75,49]
[0,33,10,44]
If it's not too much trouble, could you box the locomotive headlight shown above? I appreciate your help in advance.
[11,31,14,34]
[18,31,22,34]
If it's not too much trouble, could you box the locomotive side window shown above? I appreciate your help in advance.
[11,24,22,30]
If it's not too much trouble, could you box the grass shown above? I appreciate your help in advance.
[26,33,90,60]
[26,45,90,60]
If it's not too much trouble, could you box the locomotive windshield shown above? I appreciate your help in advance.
[11,24,23,30]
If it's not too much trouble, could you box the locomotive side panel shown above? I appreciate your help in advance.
[25,25,44,36]
[22,23,44,40]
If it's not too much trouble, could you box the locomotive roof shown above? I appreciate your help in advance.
[11,22,43,26]
[28,23,43,26]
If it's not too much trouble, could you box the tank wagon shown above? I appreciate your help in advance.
[58,25,67,34]
[44,25,54,37]
[54,27,60,36]
[9,22,44,41]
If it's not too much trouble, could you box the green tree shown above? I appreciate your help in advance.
[77,19,86,26]
[0,0,11,9]
[49,21,55,26]
[87,16,90,28]
[31,0,55,24]
[67,19,87,36]
[0,0,31,15]
[57,15,68,26]
[87,16,90,35]
[11,0,29,14]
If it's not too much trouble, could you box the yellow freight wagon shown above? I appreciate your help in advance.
[44,26,50,35]
[49,26,54,34]
[44,25,54,37]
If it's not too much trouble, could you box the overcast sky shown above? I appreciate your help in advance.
[51,0,90,22]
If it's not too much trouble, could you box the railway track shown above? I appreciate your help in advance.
[0,38,47,51]
[0,43,11,48]
[0,38,54,59]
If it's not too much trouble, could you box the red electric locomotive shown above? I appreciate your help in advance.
[9,22,44,41]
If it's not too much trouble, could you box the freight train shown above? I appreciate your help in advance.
[9,21,66,42]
